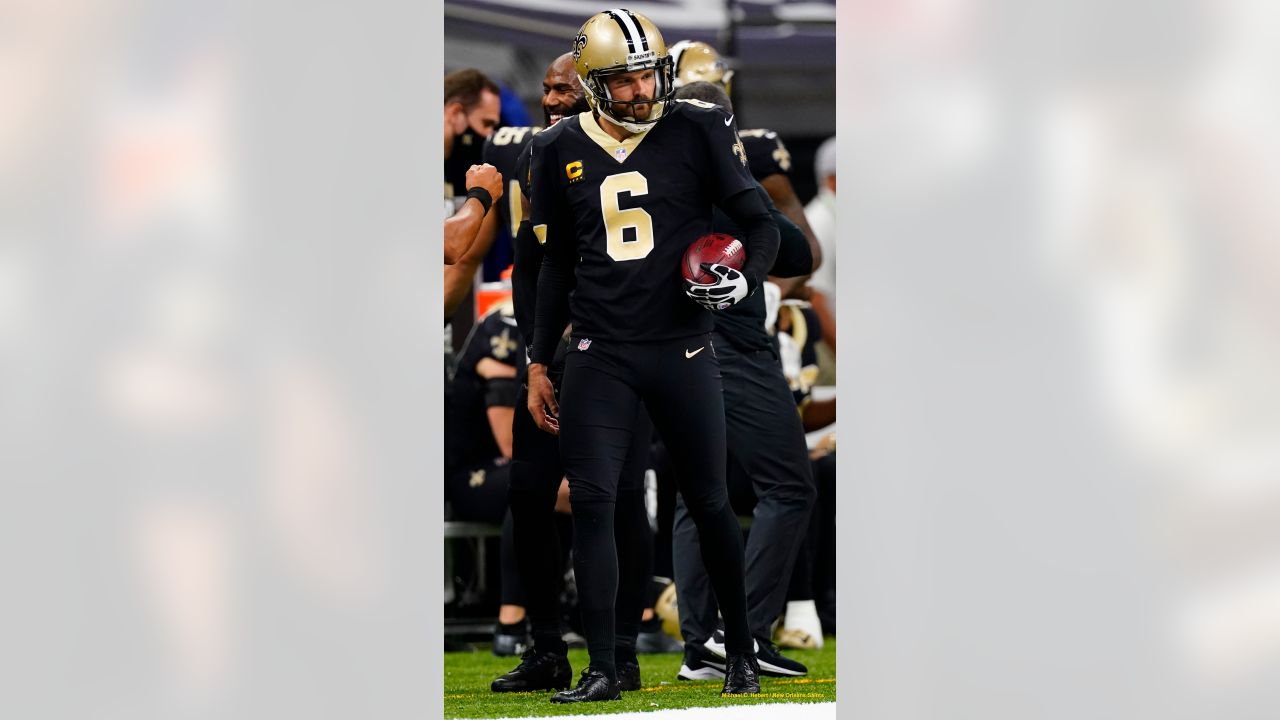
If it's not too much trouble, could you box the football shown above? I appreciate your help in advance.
[682,233,745,284]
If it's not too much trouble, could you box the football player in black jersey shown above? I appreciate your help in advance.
[525,10,778,701]
[490,53,658,696]
[444,302,528,655]
[661,81,819,682]
[669,40,822,295]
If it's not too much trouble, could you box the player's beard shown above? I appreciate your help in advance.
[621,95,653,121]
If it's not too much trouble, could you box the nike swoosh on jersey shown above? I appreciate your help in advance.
[724,115,734,126]
[685,347,705,358]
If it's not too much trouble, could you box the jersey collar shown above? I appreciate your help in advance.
[579,111,653,164]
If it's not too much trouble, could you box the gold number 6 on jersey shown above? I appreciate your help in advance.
[600,171,654,261]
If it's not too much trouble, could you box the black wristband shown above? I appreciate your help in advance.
[465,187,493,214]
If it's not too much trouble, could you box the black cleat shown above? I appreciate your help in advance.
[617,660,641,691]
[720,654,761,695]
[677,643,726,681]
[491,629,531,658]
[754,637,808,677]
[636,628,683,654]
[550,667,622,703]
[490,649,572,693]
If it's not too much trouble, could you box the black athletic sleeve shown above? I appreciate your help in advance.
[769,206,811,278]
[516,142,534,198]
[510,219,541,356]
[484,376,520,408]
[712,183,808,278]
[528,136,576,366]
[510,144,540,351]
[688,106,777,288]
[718,186,779,291]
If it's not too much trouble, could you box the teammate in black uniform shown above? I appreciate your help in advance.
[658,81,819,682]
[443,303,528,653]
[444,303,522,523]
[669,40,822,291]
[526,10,778,702]
[489,53,657,696]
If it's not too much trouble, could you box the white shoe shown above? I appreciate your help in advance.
[703,630,758,659]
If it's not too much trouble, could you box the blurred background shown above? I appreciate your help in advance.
[4,0,1280,718]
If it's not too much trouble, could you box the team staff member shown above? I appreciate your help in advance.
[526,10,777,702]
[663,82,816,682]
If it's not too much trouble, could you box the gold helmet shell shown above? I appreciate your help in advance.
[572,9,675,133]
[670,40,734,95]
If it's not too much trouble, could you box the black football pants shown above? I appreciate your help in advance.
[673,335,817,646]
[558,333,753,675]
[507,382,652,661]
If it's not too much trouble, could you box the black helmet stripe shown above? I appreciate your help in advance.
[623,9,650,51]
[606,8,648,54]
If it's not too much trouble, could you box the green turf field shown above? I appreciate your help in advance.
[444,639,835,718]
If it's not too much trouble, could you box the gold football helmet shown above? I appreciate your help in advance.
[572,9,675,133]
[669,40,734,95]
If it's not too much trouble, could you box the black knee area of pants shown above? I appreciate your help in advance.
[498,511,524,606]
[681,493,732,525]
[507,484,558,522]
[508,459,560,497]
[613,486,651,662]
[679,497,753,655]
[506,460,564,647]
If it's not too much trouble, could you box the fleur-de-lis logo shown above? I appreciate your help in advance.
[490,328,517,360]
[573,33,588,61]
[732,133,747,167]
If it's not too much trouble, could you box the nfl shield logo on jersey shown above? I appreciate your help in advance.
[615,147,627,162]
[578,338,592,351]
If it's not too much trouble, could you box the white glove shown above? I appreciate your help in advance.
[684,263,751,311]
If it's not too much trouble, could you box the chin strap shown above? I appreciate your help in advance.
[596,103,664,135]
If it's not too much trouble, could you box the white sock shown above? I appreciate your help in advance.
[785,600,820,628]
[783,600,824,647]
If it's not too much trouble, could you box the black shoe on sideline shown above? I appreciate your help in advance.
[617,660,641,692]
[636,629,683,654]
[490,649,572,693]
[720,654,761,695]
[755,637,808,677]
[491,626,531,657]
[550,667,622,703]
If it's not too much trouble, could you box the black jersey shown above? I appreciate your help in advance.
[528,101,756,353]
[445,128,486,210]
[481,125,543,239]
[444,305,524,475]
[738,128,793,181]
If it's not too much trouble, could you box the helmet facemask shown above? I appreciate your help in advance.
[582,54,675,135]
